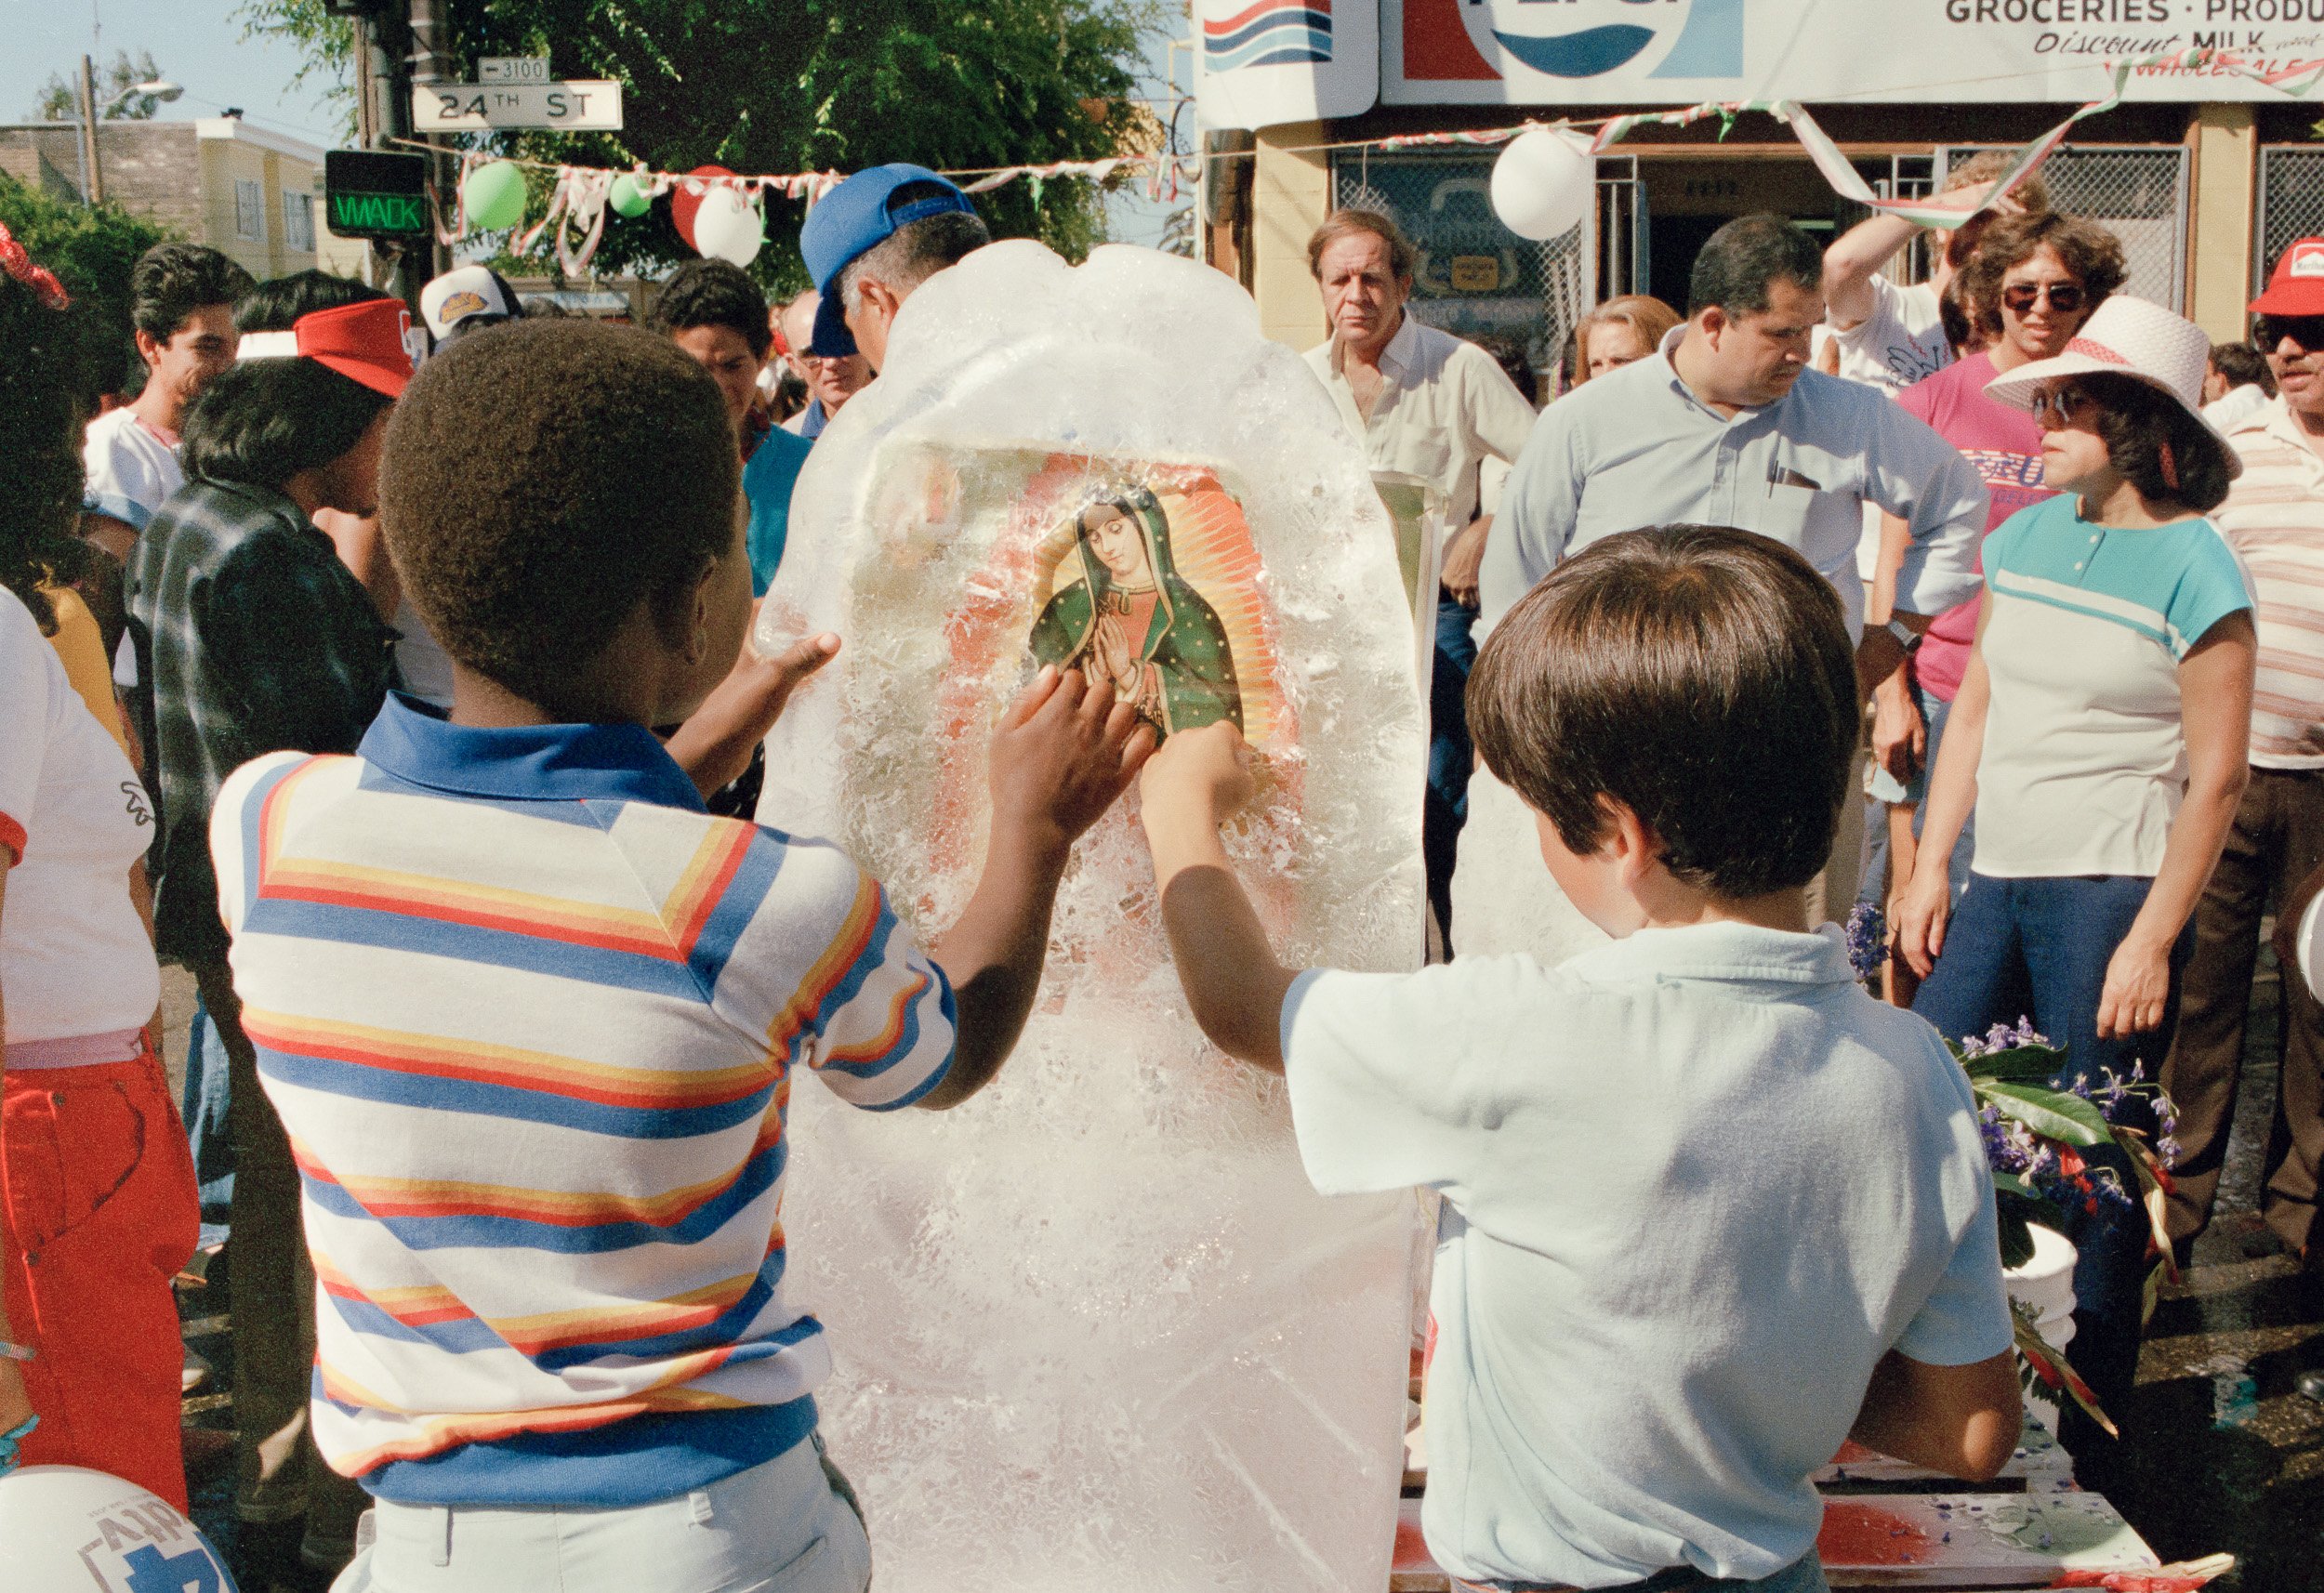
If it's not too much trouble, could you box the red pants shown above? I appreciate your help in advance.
[2,1047,200,1507]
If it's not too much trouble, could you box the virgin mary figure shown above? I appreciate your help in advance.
[1027,487,1242,737]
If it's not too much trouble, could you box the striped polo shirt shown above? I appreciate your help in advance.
[2212,398,2324,770]
[1974,493,2252,880]
[208,695,955,1506]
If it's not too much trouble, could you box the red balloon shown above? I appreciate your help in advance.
[670,165,736,250]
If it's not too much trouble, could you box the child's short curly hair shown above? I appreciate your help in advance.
[379,319,740,705]
[1469,526,1859,901]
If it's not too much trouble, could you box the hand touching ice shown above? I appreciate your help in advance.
[990,665,1156,857]
[918,667,1154,1110]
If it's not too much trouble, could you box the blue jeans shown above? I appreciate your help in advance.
[1911,872,2190,1439]
[332,1436,871,1593]
[180,997,234,1236]
[1426,595,1478,942]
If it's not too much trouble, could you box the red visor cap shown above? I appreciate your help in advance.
[297,298,416,398]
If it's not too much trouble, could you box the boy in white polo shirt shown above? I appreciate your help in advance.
[1140,525,2019,1592]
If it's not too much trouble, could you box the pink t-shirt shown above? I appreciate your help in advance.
[1897,351,2053,701]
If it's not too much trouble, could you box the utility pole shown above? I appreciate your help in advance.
[76,54,103,205]
[407,0,452,280]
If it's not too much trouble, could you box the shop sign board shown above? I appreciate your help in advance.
[1382,0,2324,106]
[1179,0,2324,119]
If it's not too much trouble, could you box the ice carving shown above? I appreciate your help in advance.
[753,242,1426,1592]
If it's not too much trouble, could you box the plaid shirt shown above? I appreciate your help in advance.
[126,477,394,959]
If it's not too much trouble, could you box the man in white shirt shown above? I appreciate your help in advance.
[1819,152,2047,397]
[1301,209,1537,942]
[81,244,254,560]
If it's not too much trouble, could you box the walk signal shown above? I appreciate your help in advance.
[324,150,429,239]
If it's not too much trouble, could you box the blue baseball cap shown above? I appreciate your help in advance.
[800,164,976,357]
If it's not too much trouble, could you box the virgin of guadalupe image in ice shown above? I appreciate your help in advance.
[1026,486,1242,738]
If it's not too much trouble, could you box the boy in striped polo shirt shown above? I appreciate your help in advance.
[209,320,1153,1593]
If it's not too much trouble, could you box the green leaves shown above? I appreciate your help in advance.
[1956,1044,2061,1084]
[244,0,1164,286]
[1978,1080,2113,1147]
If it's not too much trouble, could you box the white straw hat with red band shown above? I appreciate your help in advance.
[1983,295,2241,480]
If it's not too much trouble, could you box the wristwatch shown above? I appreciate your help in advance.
[1883,617,1922,653]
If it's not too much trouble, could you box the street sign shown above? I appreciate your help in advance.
[479,57,551,86]
[413,81,623,132]
[323,149,429,238]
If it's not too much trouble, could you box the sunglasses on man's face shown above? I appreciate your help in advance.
[2254,314,2324,352]
[2029,385,2100,430]
[2000,281,2087,315]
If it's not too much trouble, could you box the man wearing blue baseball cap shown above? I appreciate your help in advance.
[801,163,990,373]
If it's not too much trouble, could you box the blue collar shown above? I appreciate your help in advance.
[358,693,706,812]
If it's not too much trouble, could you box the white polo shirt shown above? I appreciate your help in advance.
[1974,494,2253,878]
[0,585,162,1048]
[1283,922,2009,1586]
[1305,313,1538,530]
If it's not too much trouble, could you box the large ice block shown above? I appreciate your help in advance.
[753,242,1427,1591]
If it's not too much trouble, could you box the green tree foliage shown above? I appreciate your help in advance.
[0,174,177,399]
[30,50,172,123]
[238,0,1164,286]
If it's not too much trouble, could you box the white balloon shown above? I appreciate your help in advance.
[0,1466,236,1592]
[693,186,765,268]
[1490,127,1596,242]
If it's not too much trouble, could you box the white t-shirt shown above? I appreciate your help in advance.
[82,405,184,533]
[0,585,162,1047]
[1826,275,1951,397]
[1282,922,2009,1586]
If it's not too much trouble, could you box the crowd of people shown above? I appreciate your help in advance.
[0,138,2317,1593]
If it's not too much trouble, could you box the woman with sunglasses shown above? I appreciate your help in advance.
[1865,217,2127,985]
[1894,296,2256,1446]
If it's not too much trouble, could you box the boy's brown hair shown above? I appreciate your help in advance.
[380,318,738,705]
[1468,526,1858,900]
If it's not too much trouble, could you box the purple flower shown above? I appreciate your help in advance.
[2157,1137,2183,1169]
[1844,902,1885,982]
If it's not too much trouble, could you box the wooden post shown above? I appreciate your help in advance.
[77,54,102,206]
[1250,122,1330,352]
[2188,103,2257,344]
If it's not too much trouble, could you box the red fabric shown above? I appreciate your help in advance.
[1,1046,199,1507]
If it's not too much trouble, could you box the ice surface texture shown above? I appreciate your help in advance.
[753,242,1427,1591]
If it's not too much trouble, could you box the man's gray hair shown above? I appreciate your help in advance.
[838,209,992,313]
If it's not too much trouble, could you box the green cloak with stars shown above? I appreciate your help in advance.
[1026,486,1242,737]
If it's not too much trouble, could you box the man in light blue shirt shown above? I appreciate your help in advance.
[1482,216,1987,683]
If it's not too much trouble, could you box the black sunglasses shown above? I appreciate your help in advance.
[2000,282,2087,315]
[2254,314,2324,352]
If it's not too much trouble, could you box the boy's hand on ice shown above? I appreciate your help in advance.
[990,666,1155,856]
[1139,721,1254,836]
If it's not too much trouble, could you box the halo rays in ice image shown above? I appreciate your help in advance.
[753,242,1428,1591]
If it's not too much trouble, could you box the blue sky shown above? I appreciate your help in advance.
[3,2,1189,248]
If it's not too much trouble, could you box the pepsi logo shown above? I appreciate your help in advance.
[1460,0,1744,82]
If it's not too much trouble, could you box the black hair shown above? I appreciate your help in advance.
[651,259,772,360]
[130,243,256,345]
[234,268,386,333]
[2077,373,2235,516]
[1469,525,1858,901]
[1686,215,1825,320]
[838,194,991,308]
[379,319,740,705]
[2212,341,2277,398]
[178,270,396,489]
[0,274,87,633]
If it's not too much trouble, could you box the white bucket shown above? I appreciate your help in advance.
[2003,1223,2079,1434]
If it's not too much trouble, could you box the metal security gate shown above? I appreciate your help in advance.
[1331,150,1594,386]
[1940,144,2191,311]
[2258,146,2324,293]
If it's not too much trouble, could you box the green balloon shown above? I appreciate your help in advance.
[463,161,528,231]
[608,173,651,219]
